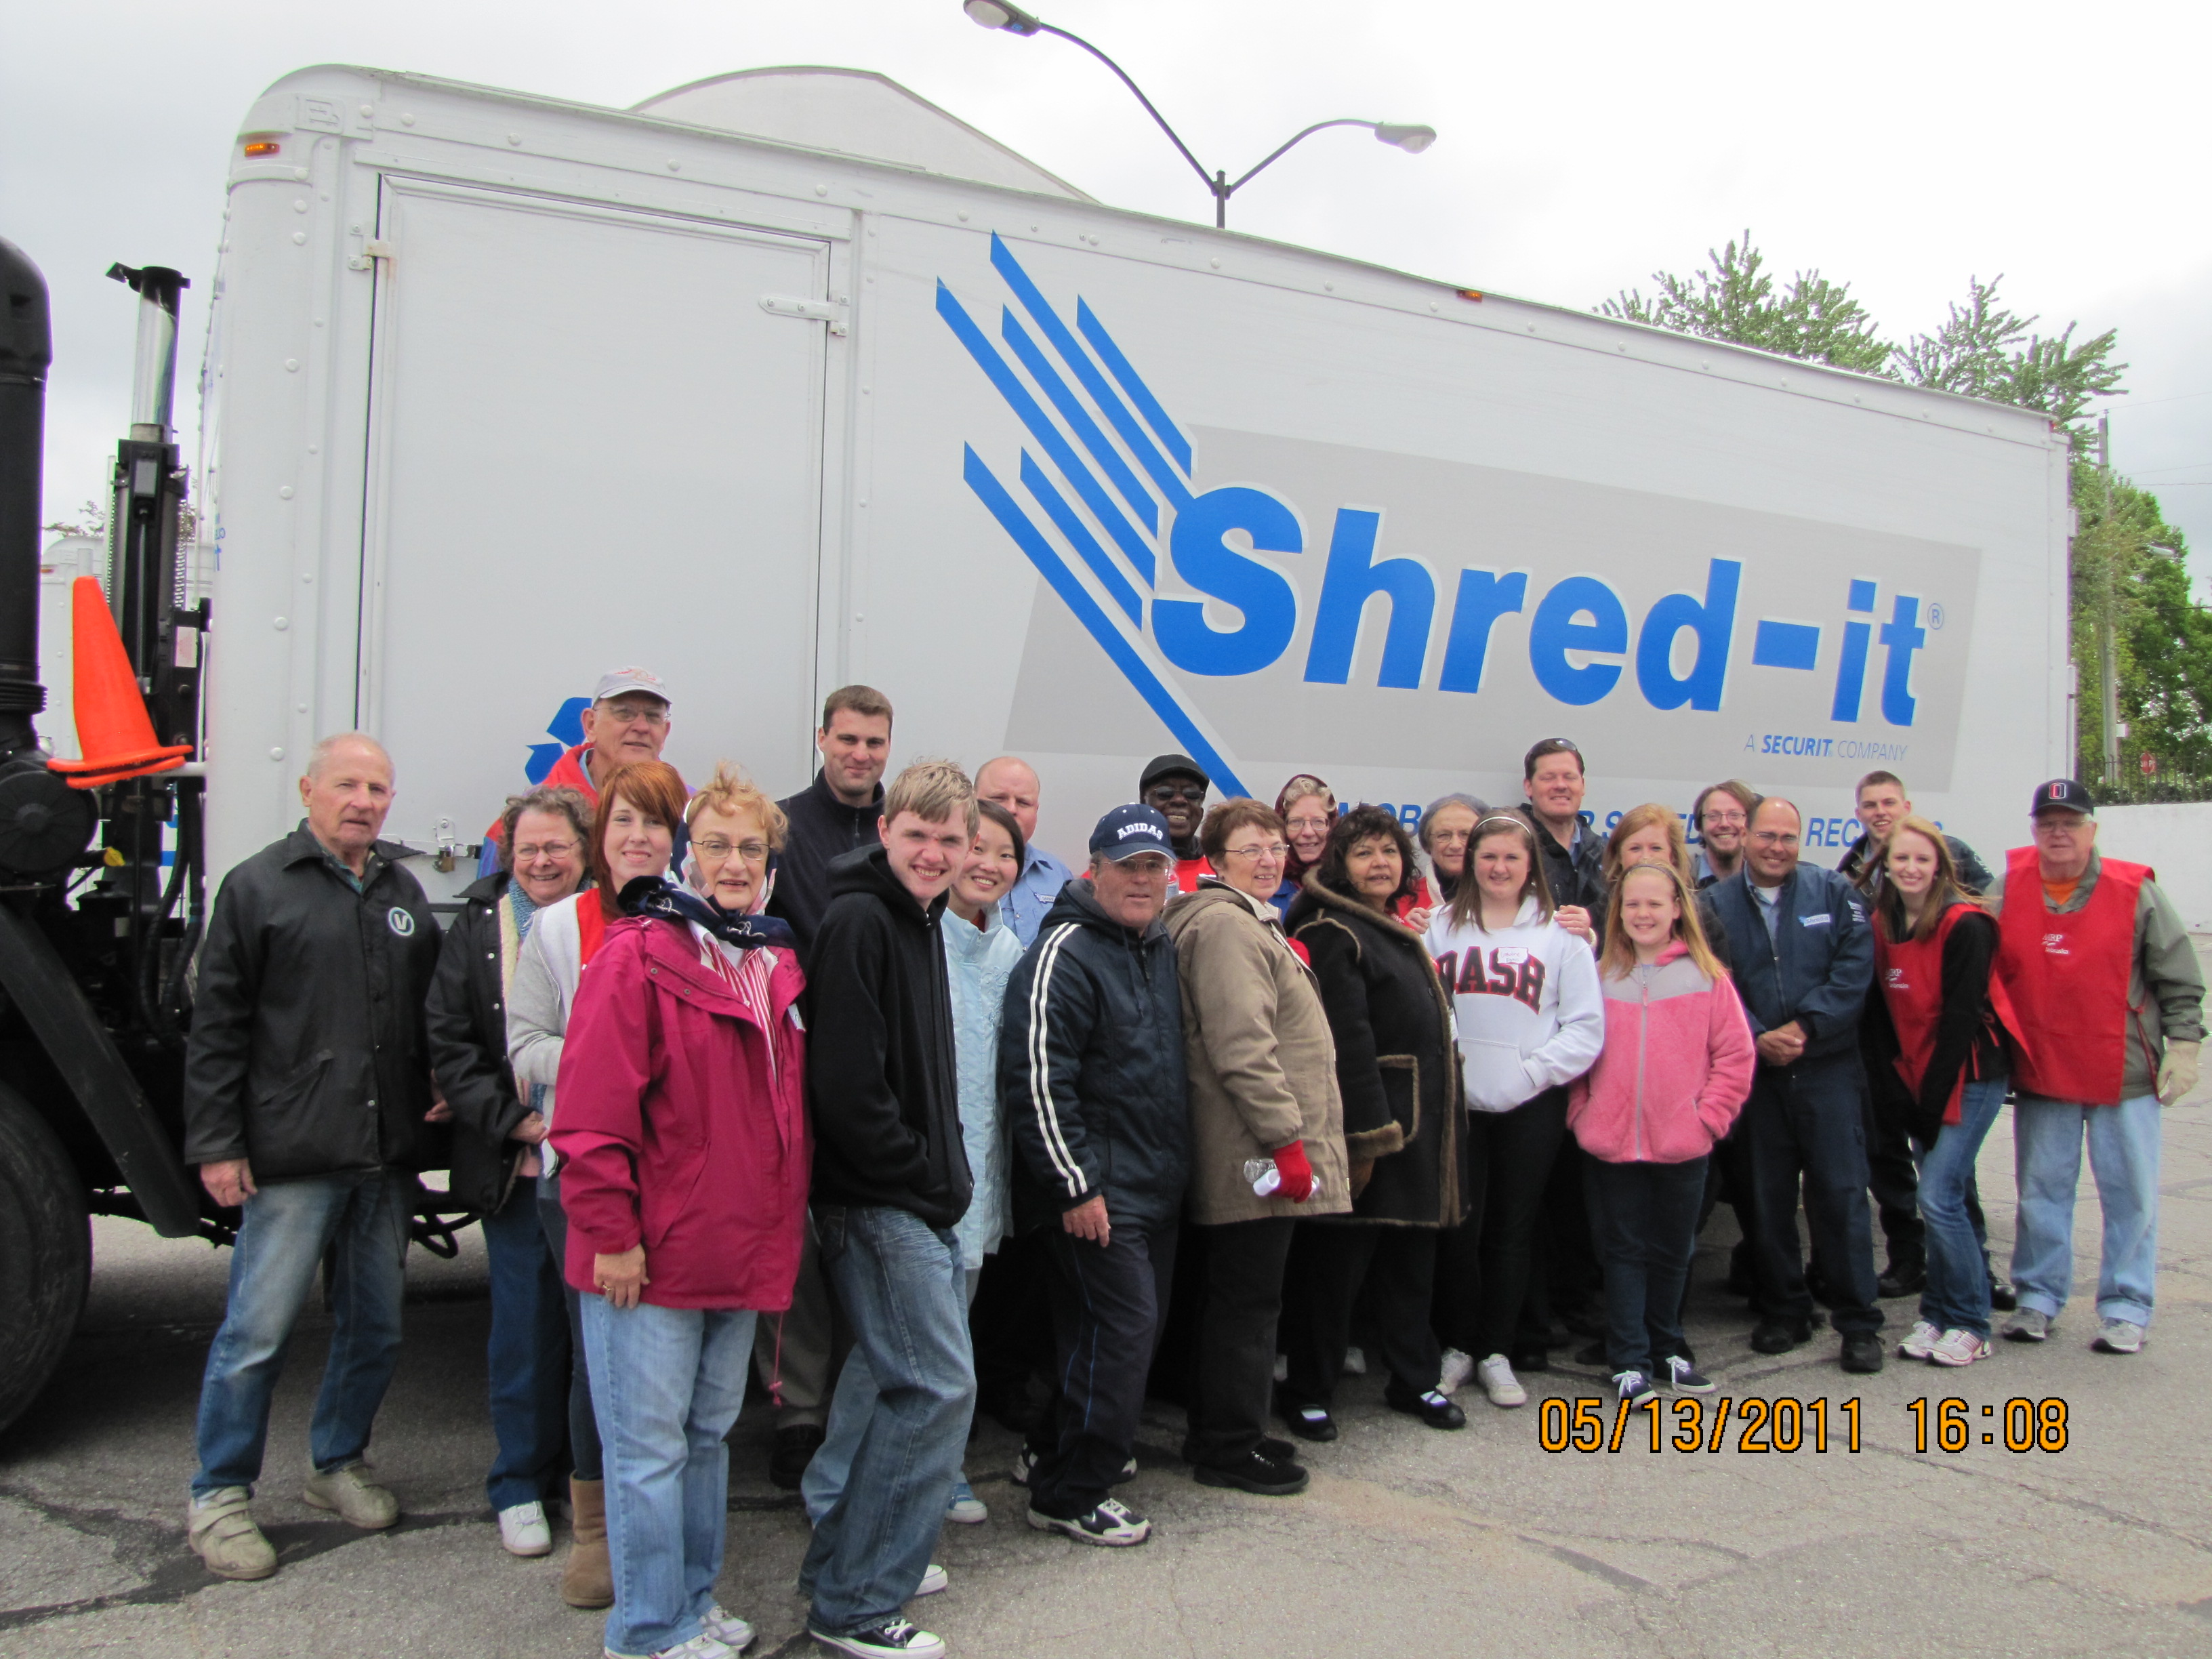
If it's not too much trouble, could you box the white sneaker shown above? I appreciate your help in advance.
[1898,1319,1943,1361]
[2002,1308,2050,1343]
[2092,1318,2145,1355]
[496,1500,552,1557]
[944,1480,987,1524]
[702,1604,756,1651]
[1927,1328,1992,1368]
[807,1620,946,1658]
[1475,1353,1526,1408]
[1342,1345,1368,1375]
[1010,1447,1037,1487]
[605,1635,737,1659]
[1437,1347,1476,1396]
[914,1562,948,1597]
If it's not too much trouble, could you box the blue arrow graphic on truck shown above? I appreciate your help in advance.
[939,234,1248,794]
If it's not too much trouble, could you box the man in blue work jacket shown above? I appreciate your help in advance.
[1705,797,1885,1373]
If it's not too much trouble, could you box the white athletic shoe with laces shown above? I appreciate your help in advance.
[1898,1319,1944,1361]
[1437,1348,1476,1396]
[2092,1318,2145,1355]
[701,1603,756,1651]
[496,1500,552,1557]
[603,1633,738,1659]
[1927,1328,1992,1368]
[1475,1353,1527,1408]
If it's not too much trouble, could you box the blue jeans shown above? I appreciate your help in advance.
[804,1267,980,1525]
[191,1170,412,1500]
[536,1170,602,1481]
[802,1205,974,1636]
[1912,1077,2007,1337]
[581,1296,757,1657]
[2011,1092,2161,1327]
[482,1176,571,1509]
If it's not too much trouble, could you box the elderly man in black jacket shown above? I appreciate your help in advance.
[181,734,441,1582]
[1001,805,1192,1550]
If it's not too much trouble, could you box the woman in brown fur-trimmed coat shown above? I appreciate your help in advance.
[1279,804,1472,1439]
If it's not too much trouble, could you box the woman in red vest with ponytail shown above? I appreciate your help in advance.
[1862,818,2023,1368]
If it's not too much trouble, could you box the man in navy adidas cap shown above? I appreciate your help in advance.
[1000,804,1189,1549]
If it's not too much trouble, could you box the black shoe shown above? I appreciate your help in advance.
[1258,1435,1296,1462]
[1749,1319,1813,1355]
[1277,1397,1338,1442]
[1574,1338,1607,1367]
[769,1423,825,1490]
[1193,1449,1309,1496]
[1988,1276,2018,1312]
[1839,1333,1885,1374]
[1509,1347,1552,1374]
[1877,1260,1927,1298]
[1385,1387,1467,1430]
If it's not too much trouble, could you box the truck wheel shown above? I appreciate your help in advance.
[0,1084,93,1436]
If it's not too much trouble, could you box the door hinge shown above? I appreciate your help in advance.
[350,239,396,272]
[759,294,847,336]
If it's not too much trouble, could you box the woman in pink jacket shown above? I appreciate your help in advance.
[552,763,810,1659]
[1569,862,1754,1408]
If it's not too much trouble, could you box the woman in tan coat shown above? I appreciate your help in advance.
[1163,798,1351,1498]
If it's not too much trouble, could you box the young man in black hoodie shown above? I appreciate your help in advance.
[800,760,975,1659]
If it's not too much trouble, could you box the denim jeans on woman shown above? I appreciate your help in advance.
[1583,1155,1707,1376]
[192,1170,411,1500]
[480,1176,571,1509]
[802,1204,974,1637]
[579,1296,757,1657]
[2010,1091,2161,1328]
[1911,1076,2007,1337]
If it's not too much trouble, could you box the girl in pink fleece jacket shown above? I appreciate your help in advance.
[1569,861,1755,1405]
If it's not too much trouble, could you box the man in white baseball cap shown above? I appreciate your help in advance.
[480,668,677,872]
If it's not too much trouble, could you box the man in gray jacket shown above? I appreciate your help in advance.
[182,734,442,1581]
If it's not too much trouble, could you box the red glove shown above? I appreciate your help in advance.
[1270,1139,1315,1203]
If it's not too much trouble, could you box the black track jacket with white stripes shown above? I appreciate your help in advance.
[998,878,1191,1235]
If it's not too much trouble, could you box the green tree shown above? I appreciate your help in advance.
[1598,235,2203,790]
[1601,231,1890,373]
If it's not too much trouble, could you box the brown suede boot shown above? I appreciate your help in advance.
[560,1477,613,1610]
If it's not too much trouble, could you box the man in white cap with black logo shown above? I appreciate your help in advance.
[480,668,677,871]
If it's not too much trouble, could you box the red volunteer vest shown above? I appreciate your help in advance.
[1875,902,2023,1124]
[1994,847,2146,1106]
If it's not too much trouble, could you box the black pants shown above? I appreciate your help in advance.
[1182,1216,1295,1466]
[970,1229,1054,1423]
[1862,1082,1926,1268]
[1586,1155,1707,1376]
[1744,1054,1881,1336]
[1282,1223,1440,1408]
[1435,1088,1568,1359]
[1027,1220,1176,1519]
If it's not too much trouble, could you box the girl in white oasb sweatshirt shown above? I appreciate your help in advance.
[1425,813,1603,1410]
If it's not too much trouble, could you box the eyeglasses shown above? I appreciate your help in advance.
[694,838,769,861]
[1428,828,1473,846]
[1284,816,1332,834]
[1223,842,1290,861]
[1146,782,1206,803]
[598,704,668,727]
[512,839,579,861]
[1749,831,1799,847]
[1702,809,1748,827]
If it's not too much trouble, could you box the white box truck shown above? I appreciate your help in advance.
[0,61,2069,1428]
[199,62,2069,886]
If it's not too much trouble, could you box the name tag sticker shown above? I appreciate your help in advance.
[1801,914,1831,928]
[1494,946,1529,964]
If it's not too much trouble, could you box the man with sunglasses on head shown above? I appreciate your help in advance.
[1140,754,1214,893]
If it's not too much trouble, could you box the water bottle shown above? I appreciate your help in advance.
[1243,1156,1282,1197]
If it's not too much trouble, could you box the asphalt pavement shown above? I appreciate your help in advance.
[6,1064,2212,1658]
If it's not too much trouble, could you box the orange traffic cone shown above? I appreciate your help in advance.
[49,576,192,790]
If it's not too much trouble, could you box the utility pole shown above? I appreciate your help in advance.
[2098,413,2122,787]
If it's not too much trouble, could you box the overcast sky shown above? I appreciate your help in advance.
[9,0,2211,572]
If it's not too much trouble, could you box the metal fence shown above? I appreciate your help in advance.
[2087,773,2212,806]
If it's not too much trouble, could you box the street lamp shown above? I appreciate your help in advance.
[961,1,1435,228]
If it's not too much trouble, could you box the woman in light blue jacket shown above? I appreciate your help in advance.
[940,798,1027,1521]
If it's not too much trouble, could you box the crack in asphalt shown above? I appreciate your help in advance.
[0,1484,480,1633]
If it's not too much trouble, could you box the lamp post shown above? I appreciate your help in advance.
[961,1,1435,228]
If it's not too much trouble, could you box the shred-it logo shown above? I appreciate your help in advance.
[2042,932,2071,956]
[941,234,1933,796]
